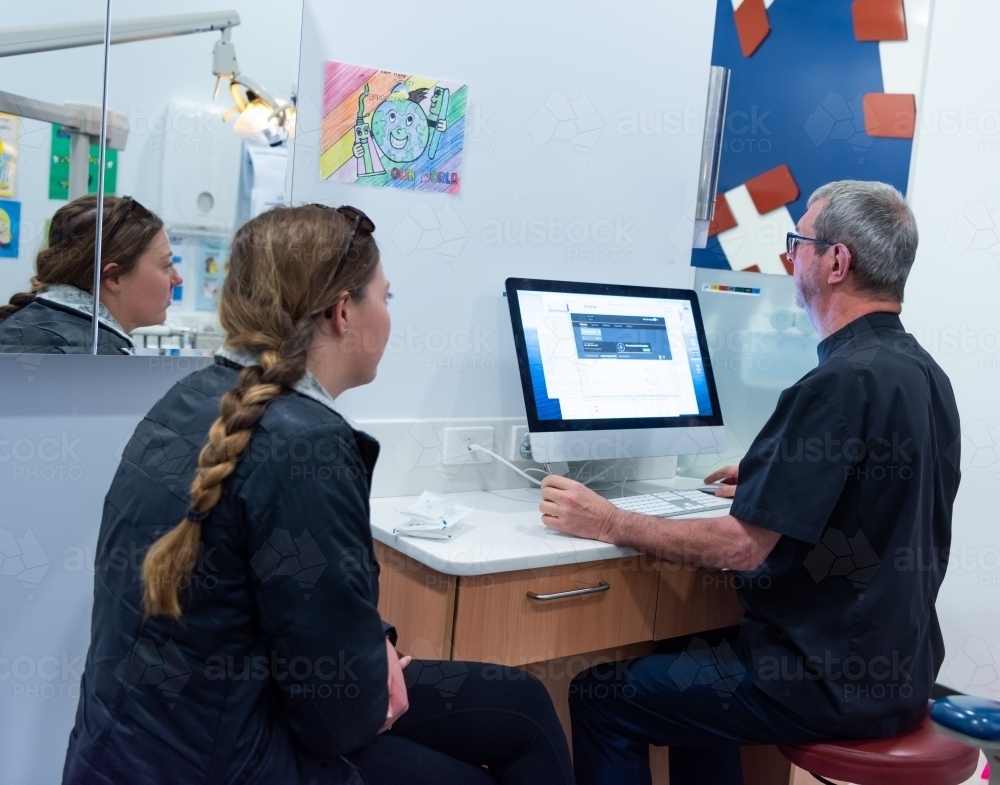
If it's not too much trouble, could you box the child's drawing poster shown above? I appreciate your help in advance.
[320,62,467,194]
[0,113,19,199]
[195,238,228,312]
[0,199,21,258]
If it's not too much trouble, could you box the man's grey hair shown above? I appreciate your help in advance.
[807,180,918,302]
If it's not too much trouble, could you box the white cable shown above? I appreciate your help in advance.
[468,444,632,491]
[468,444,544,486]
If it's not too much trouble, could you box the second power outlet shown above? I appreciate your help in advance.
[441,426,495,465]
[508,424,530,461]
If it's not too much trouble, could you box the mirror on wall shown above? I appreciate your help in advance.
[0,0,303,356]
[105,0,302,357]
[0,1,115,355]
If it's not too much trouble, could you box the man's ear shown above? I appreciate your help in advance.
[827,243,852,285]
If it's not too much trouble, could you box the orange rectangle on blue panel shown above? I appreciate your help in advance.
[863,93,916,138]
[745,165,800,215]
[734,0,770,57]
[852,0,907,41]
[708,193,738,237]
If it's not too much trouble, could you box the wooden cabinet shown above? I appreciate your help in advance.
[654,562,745,640]
[451,556,659,665]
[374,542,456,660]
[374,541,789,785]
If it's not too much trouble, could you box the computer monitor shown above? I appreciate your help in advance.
[505,277,725,462]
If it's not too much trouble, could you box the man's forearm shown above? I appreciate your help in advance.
[610,510,777,571]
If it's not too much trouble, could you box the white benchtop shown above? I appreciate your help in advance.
[369,476,731,576]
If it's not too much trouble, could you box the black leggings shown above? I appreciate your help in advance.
[351,660,574,785]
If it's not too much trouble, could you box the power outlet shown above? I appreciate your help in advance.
[508,424,530,461]
[441,426,494,465]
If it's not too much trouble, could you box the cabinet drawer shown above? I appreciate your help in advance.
[451,556,658,666]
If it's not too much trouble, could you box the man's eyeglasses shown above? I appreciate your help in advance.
[786,232,832,257]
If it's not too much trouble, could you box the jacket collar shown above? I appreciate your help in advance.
[215,344,343,415]
[35,284,135,348]
[214,344,380,480]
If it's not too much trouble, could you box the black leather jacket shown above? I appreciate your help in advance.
[0,299,132,354]
[63,356,390,784]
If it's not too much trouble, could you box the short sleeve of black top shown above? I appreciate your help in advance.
[729,312,961,738]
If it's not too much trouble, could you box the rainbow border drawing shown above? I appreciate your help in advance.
[320,62,468,195]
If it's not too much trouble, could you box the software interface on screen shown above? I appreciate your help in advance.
[515,289,715,422]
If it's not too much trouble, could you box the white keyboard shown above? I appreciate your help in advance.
[610,490,731,517]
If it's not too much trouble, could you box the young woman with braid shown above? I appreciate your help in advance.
[0,194,181,354]
[62,204,574,785]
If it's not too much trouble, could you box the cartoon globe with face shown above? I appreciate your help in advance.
[370,84,431,164]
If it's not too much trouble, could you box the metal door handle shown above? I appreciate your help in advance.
[527,580,610,601]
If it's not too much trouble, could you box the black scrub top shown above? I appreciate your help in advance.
[730,312,961,738]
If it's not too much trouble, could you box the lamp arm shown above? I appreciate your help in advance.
[0,11,240,58]
[0,89,129,150]
[0,90,75,128]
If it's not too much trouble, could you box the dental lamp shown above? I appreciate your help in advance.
[212,27,295,145]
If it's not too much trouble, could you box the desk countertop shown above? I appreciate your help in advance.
[369,477,731,576]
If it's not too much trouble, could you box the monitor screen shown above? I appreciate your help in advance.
[506,278,723,434]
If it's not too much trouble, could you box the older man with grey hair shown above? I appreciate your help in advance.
[540,181,961,785]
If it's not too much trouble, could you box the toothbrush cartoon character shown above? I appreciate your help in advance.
[352,84,384,176]
[426,86,450,160]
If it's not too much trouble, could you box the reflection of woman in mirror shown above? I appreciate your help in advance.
[62,205,574,785]
[0,195,182,354]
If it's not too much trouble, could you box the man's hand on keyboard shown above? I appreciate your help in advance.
[539,474,620,543]
[703,465,739,498]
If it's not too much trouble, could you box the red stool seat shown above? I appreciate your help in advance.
[779,714,980,785]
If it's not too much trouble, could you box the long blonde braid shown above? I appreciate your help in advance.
[141,205,379,618]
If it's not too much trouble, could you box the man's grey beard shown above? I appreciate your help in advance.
[794,267,820,309]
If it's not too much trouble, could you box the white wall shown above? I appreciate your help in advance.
[290,0,718,422]
[904,0,1000,700]
[0,0,303,304]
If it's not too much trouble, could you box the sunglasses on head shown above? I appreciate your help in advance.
[331,205,376,282]
[105,196,151,242]
[313,204,376,318]
[61,195,148,246]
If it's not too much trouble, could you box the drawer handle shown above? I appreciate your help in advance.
[527,580,610,601]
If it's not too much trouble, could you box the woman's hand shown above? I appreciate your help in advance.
[704,465,739,498]
[379,638,411,733]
